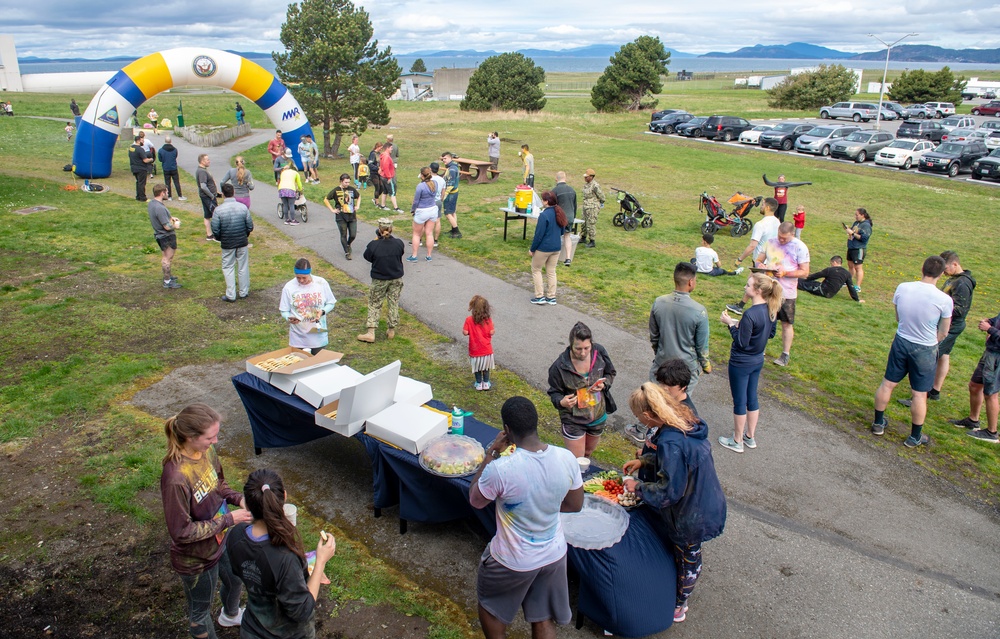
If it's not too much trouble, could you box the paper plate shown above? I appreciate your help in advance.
[561,493,629,550]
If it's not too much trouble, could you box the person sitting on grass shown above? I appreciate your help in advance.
[797,256,863,303]
[693,233,743,276]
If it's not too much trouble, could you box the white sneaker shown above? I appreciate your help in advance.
[178,196,187,201]
[218,607,244,627]
[735,266,745,274]
[475,382,483,391]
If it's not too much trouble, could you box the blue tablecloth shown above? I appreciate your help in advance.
[230,374,675,637]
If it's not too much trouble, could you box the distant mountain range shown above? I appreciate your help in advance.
[18,43,1000,65]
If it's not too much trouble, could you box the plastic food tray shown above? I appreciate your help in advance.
[418,434,485,478]
[561,493,630,550]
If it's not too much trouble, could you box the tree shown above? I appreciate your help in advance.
[766,64,858,109]
[590,36,670,112]
[888,67,967,105]
[273,0,401,157]
[460,53,546,112]
[409,58,426,73]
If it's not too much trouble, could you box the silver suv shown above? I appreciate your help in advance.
[923,102,956,118]
[794,125,861,156]
[819,102,878,122]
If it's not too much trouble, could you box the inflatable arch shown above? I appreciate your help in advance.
[73,47,314,178]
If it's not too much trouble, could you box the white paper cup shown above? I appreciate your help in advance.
[577,457,591,473]
[283,503,298,526]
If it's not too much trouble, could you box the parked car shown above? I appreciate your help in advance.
[874,139,937,170]
[961,91,979,101]
[649,112,694,134]
[904,104,932,119]
[941,128,977,143]
[896,119,945,142]
[650,108,687,123]
[676,116,709,137]
[918,140,989,177]
[702,115,753,141]
[971,148,1000,181]
[759,123,816,150]
[794,124,861,156]
[983,91,997,100]
[940,115,977,133]
[818,102,878,122]
[739,124,773,145]
[985,131,1000,151]
[873,104,898,121]
[923,101,956,118]
[883,102,909,119]
[830,130,895,163]
[971,101,1000,117]
[979,120,1000,133]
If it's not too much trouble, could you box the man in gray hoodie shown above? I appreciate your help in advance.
[649,262,711,390]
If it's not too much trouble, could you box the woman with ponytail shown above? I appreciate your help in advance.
[160,403,253,638]
[718,273,782,453]
[528,190,569,305]
[622,383,726,625]
[227,469,337,638]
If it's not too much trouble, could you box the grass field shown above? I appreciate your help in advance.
[2,85,999,632]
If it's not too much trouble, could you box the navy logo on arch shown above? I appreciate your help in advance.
[281,107,302,121]
[98,106,119,126]
[193,55,217,78]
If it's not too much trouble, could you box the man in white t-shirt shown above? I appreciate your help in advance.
[726,197,781,315]
[758,222,810,367]
[872,255,953,448]
[470,396,584,639]
[694,233,742,276]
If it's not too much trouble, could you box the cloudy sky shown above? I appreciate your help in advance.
[4,0,999,60]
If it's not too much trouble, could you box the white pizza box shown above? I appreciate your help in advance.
[394,375,432,406]
[294,365,364,408]
[314,360,400,436]
[245,348,343,383]
[270,367,322,395]
[364,403,448,454]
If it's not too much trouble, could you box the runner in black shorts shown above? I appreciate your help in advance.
[845,208,872,292]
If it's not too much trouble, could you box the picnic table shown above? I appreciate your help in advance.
[454,157,500,184]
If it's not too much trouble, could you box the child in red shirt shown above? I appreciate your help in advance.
[462,295,495,390]
[793,205,806,239]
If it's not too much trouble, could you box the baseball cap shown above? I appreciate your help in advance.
[377,217,393,231]
[584,169,596,177]
[284,148,293,157]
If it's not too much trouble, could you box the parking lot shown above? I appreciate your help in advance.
[645,110,1000,188]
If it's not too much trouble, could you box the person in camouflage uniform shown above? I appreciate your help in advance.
[580,168,606,248]
[358,218,406,343]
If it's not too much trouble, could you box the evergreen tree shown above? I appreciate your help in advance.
[591,36,670,112]
[766,64,858,109]
[888,67,967,105]
[273,0,400,157]
[409,58,427,73]
[460,53,546,112]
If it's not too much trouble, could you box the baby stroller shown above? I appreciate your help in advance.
[277,193,309,223]
[610,188,653,232]
[699,191,759,237]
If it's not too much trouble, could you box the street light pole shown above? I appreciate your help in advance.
[867,33,918,130]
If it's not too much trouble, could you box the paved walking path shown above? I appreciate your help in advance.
[155,129,1000,638]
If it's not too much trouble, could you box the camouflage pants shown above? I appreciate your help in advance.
[581,206,600,242]
[366,278,403,329]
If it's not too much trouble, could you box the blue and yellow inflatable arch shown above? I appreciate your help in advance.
[73,47,314,178]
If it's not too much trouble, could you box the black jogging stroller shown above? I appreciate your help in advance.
[610,188,653,231]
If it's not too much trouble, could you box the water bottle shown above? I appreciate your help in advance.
[451,406,465,435]
[507,196,514,210]
[526,203,533,215]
